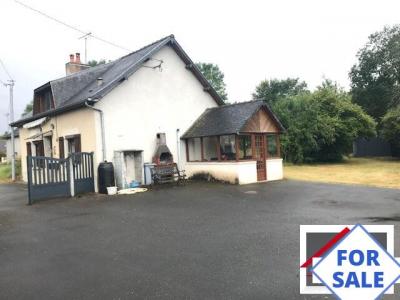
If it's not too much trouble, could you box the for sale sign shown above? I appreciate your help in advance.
[300,224,400,299]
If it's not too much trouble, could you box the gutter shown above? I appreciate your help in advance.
[11,101,86,127]
[85,100,106,162]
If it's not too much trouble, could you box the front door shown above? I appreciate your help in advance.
[254,134,266,181]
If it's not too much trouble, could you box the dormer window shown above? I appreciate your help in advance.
[33,86,54,115]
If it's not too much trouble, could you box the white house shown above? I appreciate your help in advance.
[11,35,284,190]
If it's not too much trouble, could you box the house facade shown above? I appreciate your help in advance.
[12,35,284,190]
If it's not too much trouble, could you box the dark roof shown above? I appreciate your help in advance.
[12,35,224,127]
[181,100,285,138]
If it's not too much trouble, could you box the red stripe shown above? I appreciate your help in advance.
[300,227,351,268]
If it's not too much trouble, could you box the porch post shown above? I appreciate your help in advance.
[216,136,221,161]
[200,137,204,161]
[251,134,256,159]
[185,139,190,162]
[277,134,281,157]
[235,135,239,161]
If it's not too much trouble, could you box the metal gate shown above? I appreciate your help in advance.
[27,152,94,205]
[71,152,95,195]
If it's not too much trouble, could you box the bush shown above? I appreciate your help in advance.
[0,160,21,181]
[272,82,376,163]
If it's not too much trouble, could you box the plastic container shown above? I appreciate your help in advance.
[107,186,117,195]
[144,163,156,185]
[98,161,115,194]
[129,180,141,188]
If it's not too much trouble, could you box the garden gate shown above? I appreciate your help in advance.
[27,152,94,205]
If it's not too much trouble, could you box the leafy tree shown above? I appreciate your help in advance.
[88,59,107,67]
[196,62,228,102]
[350,25,400,121]
[252,78,308,105]
[273,81,376,163]
[381,106,400,156]
[22,100,33,117]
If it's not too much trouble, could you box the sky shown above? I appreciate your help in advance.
[0,0,399,133]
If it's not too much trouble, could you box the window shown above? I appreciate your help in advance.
[238,135,252,160]
[266,134,279,157]
[33,88,54,114]
[203,136,218,161]
[219,135,236,160]
[66,134,81,155]
[43,90,53,111]
[44,136,53,157]
[33,140,44,157]
[187,138,201,161]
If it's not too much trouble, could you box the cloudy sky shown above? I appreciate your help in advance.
[0,0,399,133]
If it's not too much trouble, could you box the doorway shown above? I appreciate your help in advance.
[254,134,266,181]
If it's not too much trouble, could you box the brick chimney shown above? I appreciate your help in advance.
[65,52,90,75]
[75,53,81,64]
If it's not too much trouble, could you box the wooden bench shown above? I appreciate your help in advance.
[151,163,186,185]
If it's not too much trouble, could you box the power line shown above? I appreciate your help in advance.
[14,0,131,52]
[0,58,13,80]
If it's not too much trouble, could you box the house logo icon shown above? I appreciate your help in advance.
[300,224,400,299]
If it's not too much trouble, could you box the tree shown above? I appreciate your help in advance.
[381,106,400,156]
[196,62,228,102]
[273,80,376,163]
[88,59,107,67]
[350,25,400,121]
[252,78,308,105]
[22,100,33,117]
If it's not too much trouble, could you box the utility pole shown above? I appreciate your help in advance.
[4,80,15,181]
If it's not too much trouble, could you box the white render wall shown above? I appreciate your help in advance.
[185,158,283,185]
[94,45,219,176]
[185,161,257,184]
[266,158,283,181]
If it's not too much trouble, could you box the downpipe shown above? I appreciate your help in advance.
[85,100,106,162]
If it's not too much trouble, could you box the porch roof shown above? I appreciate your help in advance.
[181,100,285,139]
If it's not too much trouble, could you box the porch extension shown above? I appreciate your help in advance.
[181,100,285,184]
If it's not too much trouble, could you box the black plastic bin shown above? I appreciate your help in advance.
[98,161,115,194]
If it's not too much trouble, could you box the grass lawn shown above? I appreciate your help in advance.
[284,157,400,189]
[0,161,21,183]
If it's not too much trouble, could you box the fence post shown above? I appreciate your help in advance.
[69,156,75,197]
[90,152,95,192]
[27,156,32,205]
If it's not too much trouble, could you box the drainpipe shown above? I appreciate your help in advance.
[85,99,106,162]
[176,128,180,168]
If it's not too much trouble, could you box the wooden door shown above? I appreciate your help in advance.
[34,140,44,157]
[254,134,266,181]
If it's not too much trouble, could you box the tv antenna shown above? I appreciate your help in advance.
[79,32,92,64]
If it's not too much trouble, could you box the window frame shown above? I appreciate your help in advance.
[66,134,81,155]
[237,134,253,161]
[219,134,237,161]
[266,134,280,158]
